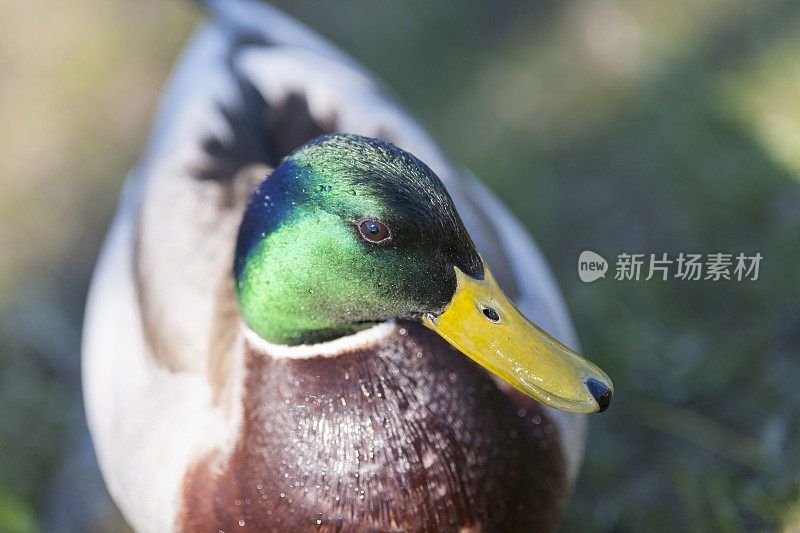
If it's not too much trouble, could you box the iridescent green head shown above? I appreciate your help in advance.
[234,133,482,346]
[234,133,614,414]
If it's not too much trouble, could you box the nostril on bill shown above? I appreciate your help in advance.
[586,378,612,412]
[481,307,500,322]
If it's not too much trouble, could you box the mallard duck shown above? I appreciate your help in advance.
[82,1,613,531]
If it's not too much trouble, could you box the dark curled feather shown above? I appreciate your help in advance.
[191,38,338,186]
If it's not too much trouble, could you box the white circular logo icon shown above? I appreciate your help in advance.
[578,251,608,282]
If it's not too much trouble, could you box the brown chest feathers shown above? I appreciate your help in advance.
[179,322,567,532]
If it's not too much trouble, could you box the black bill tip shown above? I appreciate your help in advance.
[586,378,612,412]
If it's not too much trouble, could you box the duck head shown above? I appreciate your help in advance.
[234,134,613,413]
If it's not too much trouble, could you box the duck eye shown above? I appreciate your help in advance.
[358,219,391,243]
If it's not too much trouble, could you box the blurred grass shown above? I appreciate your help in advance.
[0,1,199,530]
[0,0,799,531]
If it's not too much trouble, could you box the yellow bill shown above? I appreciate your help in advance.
[423,260,613,413]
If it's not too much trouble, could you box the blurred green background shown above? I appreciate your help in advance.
[1,0,799,531]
